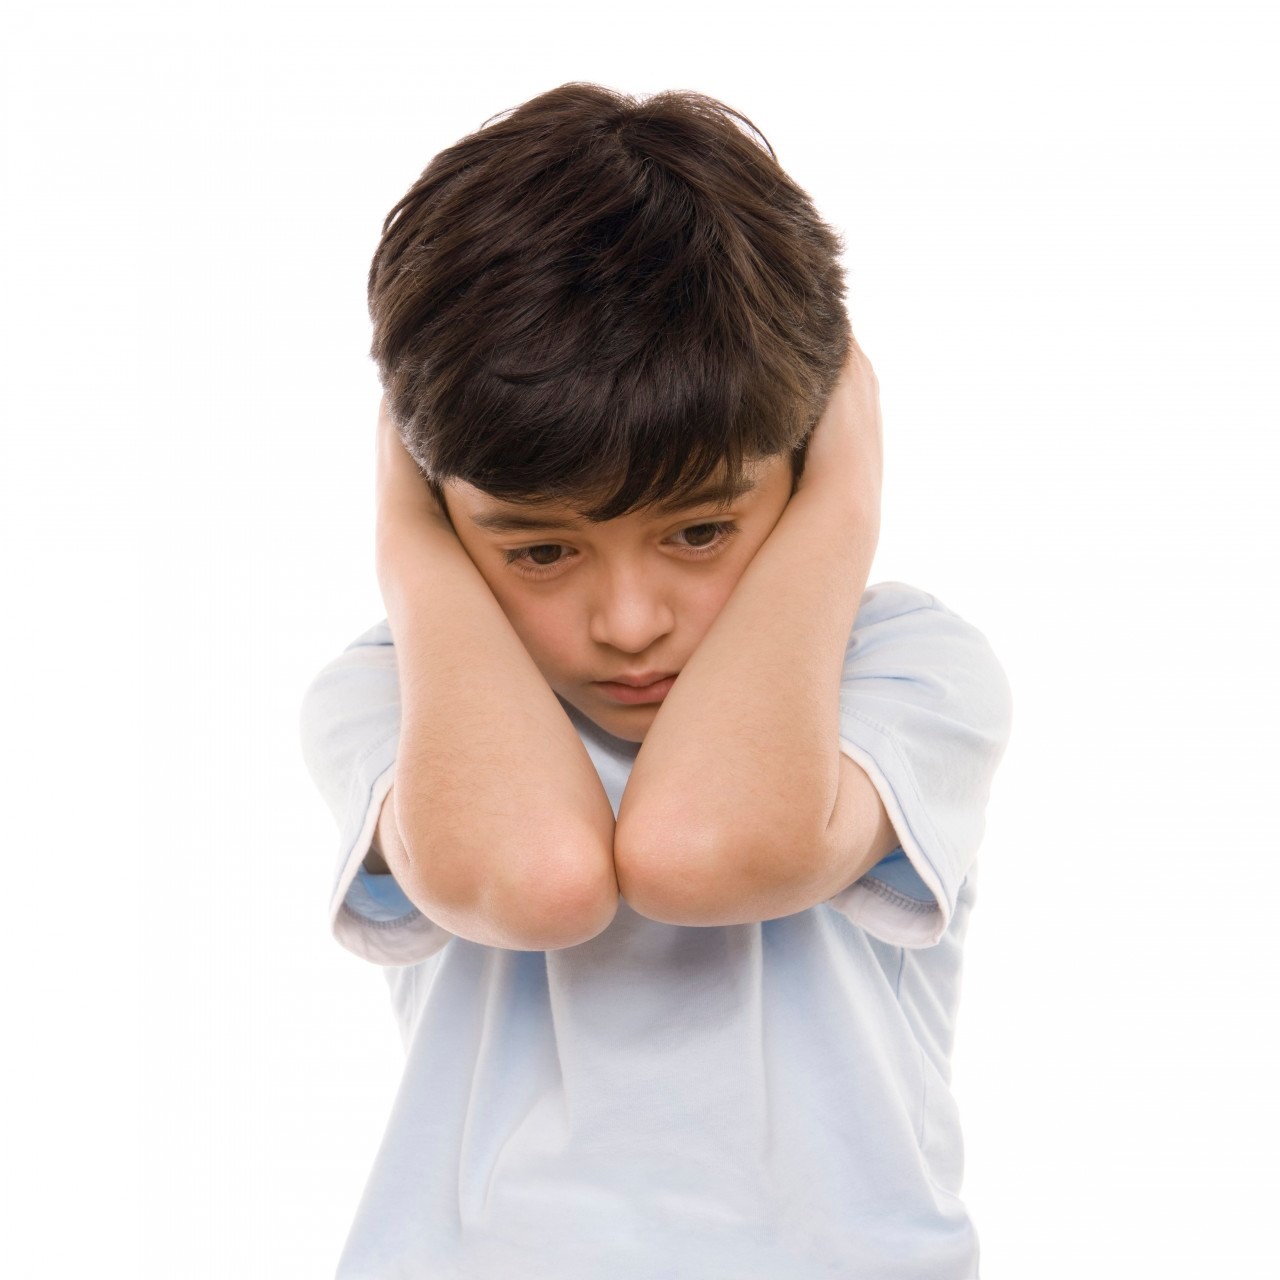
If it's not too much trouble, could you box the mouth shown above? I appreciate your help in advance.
[593,674,678,705]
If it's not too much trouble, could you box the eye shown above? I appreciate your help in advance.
[501,543,570,576]
[673,521,737,553]
[522,544,567,568]
[502,520,741,580]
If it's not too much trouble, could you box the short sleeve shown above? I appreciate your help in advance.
[298,619,454,966]
[826,582,1013,948]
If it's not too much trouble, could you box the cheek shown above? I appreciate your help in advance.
[682,520,774,627]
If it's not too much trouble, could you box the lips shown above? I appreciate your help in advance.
[602,671,677,687]
[594,673,678,705]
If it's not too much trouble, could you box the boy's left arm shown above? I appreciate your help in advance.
[614,340,895,926]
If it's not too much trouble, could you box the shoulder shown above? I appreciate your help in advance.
[849,580,1000,649]
[853,580,939,628]
[843,581,1013,728]
[846,581,960,664]
[345,618,394,651]
[300,618,396,708]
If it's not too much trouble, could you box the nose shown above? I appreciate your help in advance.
[586,561,676,655]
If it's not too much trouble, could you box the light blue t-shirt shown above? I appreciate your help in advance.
[299,580,1013,1279]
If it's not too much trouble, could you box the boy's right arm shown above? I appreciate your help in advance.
[373,402,620,952]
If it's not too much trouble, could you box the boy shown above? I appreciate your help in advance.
[300,83,1012,1278]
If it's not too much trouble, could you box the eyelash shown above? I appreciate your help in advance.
[503,521,741,579]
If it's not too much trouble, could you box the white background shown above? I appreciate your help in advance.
[3,1,1276,1275]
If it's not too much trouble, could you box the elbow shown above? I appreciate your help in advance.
[399,827,619,952]
[522,859,621,950]
[615,809,822,928]
[614,814,750,927]
[477,845,620,951]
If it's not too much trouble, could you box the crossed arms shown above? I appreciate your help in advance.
[371,343,896,950]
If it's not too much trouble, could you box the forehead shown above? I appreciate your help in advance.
[451,455,786,534]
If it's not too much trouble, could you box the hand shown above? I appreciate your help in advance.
[374,393,450,538]
[375,394,458,610]
[795,335,883,534]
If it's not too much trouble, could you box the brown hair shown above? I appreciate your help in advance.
[368,82,851,522]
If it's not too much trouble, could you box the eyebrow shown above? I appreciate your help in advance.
[468,476,760,533]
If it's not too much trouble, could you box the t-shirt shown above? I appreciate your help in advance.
[298,580,1013,1279]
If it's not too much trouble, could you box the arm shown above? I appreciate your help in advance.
[614,339,893,926]
[374,396,620,951]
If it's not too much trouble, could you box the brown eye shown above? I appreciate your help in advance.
[682,524,720,549]
[503,542,575,578]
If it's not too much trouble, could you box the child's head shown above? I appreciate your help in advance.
[368,84,851,742]
[367,81,851,523]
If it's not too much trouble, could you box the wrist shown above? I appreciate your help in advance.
[376,505,452,554]
[375,513,466,609]
[788,472,881,551]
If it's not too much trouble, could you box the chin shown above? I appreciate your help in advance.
[590,702,657,745]
[598,711,652,745]
[557,690,651,745]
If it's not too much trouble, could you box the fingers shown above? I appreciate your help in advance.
[846,333,877,387]
[374,394,452,534]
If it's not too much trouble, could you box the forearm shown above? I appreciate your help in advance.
[614,479,875,920]
[377,520,619,950]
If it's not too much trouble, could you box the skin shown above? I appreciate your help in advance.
[375,340,879,749]
[370,341,882,891]
[435,455,797,744]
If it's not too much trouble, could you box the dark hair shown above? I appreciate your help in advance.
[368,82,851,523]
